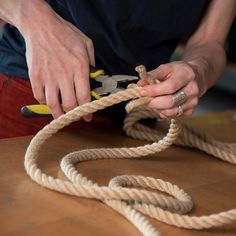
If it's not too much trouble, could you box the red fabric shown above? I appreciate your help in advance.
[0,74,114,139]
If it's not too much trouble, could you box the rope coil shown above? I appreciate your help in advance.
[24,67,236,236]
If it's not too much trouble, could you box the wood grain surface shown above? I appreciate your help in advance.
[0,111,236,236]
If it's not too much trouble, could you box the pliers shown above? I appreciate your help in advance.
[21,65,139,117]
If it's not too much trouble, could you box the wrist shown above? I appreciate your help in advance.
[15,0,55,37]
[185,59,209,97]
[183,42,227,97]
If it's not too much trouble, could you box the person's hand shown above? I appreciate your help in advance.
[138,61,206,119]
[23,6,94,120]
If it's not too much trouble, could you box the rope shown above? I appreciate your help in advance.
[24,66,236,236]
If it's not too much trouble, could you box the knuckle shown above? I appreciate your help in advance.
[29,70,39,80]
[86,38,94,49]
[63,100,77,111]
[186,67,196,80]
[63,103,77,111]
[185,110,194,117]
[158,96,175,108]
[47,100,59,110]
[192,97,199,107]
[79,93,91,104]
[34,94,45,104]
[190,82,200,97]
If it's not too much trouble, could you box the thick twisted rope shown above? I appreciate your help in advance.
[24,67,236,236]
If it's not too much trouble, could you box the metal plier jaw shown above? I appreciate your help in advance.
[93,74,139,96]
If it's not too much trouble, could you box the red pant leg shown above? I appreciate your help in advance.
[0,74,54,138]
[0,74,116,139]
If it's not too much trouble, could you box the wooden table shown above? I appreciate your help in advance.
[1,111,236,236]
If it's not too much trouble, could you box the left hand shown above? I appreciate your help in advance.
[138,61,205,119]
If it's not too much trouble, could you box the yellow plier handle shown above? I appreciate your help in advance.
[21,66,105,117]
[90,65,105,78]
[89,65,105,100]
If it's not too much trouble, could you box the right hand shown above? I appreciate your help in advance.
[22,3,95,120]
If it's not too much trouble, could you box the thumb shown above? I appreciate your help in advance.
[149,64,172,81]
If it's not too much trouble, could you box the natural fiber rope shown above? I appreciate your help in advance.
[24,66,236,236]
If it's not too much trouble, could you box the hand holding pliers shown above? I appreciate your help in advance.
[21,66,139,117]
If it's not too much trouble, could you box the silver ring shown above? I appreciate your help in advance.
[172,91,187,106]
[177,105,183,117]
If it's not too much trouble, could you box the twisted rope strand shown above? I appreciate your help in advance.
[24,67,236,235]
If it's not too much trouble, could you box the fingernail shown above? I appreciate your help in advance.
[84,114,93,122]
[140,89,148,96]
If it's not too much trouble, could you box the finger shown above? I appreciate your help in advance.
[140,63,197,97]
[156,98,198,118]
[137,79,149,87]
[147,92,197,111]
[59,79,78,113]
[158,107,180,118]
[45,84,63,119]
[85,38,95,66]
[159,108,195,119]
[147,94,176,110]
[29,71,46,104]
[74,62,92,122]
[148,64,172,82]
[31,83,46,104]
[140,76,187,97]
[184,79,200,98]
[147,75,200,108]
[182,97,198,111]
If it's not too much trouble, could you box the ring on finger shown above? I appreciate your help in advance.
[172,91,187,106]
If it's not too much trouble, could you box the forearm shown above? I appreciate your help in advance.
[182,0,236,97]
[182,41,226,96]
[0,0,23,25]
[0,0,55,36]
